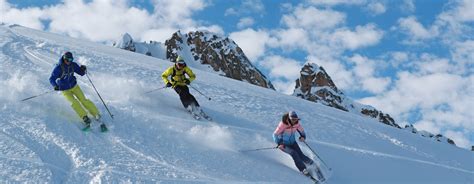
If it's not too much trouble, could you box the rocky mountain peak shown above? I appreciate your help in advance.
[165,30,274,90]
[293,63,347,111]
[292,62,455,146]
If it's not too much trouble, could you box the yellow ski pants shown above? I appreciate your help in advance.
[62,85,100,119]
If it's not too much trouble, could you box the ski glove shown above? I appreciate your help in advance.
[184,79,191,85]
[54,86,60,91]
[278,144,285,151]
[299,136,306,142]
[80,65,87,72]
[166,82,172,88]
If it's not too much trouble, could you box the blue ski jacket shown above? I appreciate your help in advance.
[49,58,85,91]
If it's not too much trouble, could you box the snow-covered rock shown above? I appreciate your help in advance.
[165,30,274,90]
[403,125,456,145]
[113,33,166,59]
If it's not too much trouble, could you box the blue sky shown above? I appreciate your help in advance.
[2,0,473,149]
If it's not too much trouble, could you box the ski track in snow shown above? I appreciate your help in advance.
[1,25,473,183]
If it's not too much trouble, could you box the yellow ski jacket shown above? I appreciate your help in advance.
[161,65,196,87]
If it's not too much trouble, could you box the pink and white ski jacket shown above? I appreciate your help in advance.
[273,121,306,145]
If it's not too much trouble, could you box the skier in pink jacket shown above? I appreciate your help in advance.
[273,111,315,176]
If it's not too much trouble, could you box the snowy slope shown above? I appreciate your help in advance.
[0,25,472,183]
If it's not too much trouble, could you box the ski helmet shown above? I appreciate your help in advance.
[176,56,185,63]
[175,56,185,66]
[289,111,299,120]
[63,51,73,62]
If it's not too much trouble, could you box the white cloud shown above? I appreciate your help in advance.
[451,40,474,74]
[414,120,441,135]
[237,17,255,29]
[46,0,154,42]
[281,6,346,30]
[258,55,302,94]
[397,16,437,42]
[140,28,178,44]
[151,0,207,27]
[224,8,238,16]
[400,0,415,13]
[397,0,473,45]
[367,2,386,15]
[348,54,391,93]
[272,80,297,95]
[414,53,452,74]
[0,0,221,43]
[224,0,265,16]
[260,55,302,81]
[385,51,411,68]
[445,130,471,148]
[359,72,474,148]
[242,0,265,13]
[229,28,273,61]
[271,28,308,51]
[0,0,46,30]
[331,24,384,50]
[447,0,474,22]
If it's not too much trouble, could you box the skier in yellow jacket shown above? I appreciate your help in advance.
[161,56,201,112]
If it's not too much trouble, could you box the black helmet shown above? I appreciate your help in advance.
[63,51,73,62]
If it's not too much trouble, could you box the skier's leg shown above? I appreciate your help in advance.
[174,86,192,108]
[62,87,87,118]
[294,143,325,181]
[71,85,100,118]
[294,143,314,165]
[181,85,200,107]
[282,144,306,172]
[186,89,200,107]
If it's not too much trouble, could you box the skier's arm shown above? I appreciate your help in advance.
[185,67,196,82]
[73,62,85,76]
[161,67,173,84]
[296,124,306,139]
[49,66,60,87]
[273,123,285,144]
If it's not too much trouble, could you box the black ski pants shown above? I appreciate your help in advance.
[174,85,200,108]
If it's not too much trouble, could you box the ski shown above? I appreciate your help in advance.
[186,105,212,121]
[307,164,326,184]
[188,110,201,120]
[304,172,319,184]
[198,110,212,121]
[81,124,91,132]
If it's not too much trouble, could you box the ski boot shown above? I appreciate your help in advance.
[82,116,91,131]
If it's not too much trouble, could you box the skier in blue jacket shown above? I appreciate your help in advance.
[49,52,100,126]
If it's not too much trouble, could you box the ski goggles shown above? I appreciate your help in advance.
[64,57,74,62]
[176,61,185,67]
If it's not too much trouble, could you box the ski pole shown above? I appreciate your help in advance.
[143,86,167,94]
[239,146,278,152]
[189,85,211,101]
[303,141,332,171]
[85,72,114,119]
[20,90,54,102]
